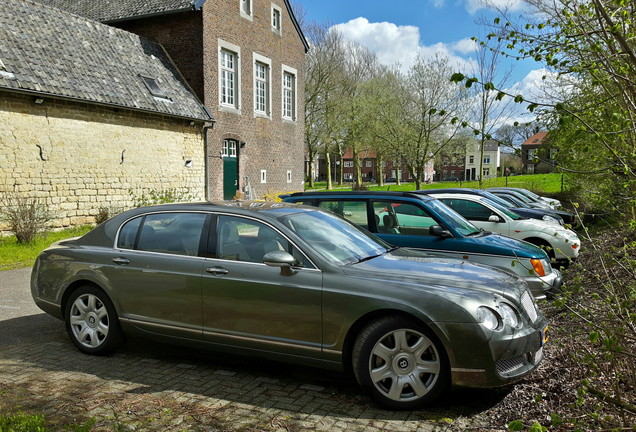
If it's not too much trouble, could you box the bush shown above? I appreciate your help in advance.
[128,188,193,208]
[0,193,51,243]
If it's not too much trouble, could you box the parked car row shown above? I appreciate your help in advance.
[31,197,551,410]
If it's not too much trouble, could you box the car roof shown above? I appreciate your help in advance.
[286,190,437,202]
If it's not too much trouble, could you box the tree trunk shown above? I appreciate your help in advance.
[325,152,333,190]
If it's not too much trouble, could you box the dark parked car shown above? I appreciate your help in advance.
[283,191,562,298]
[416,188,570,226]
[487,190,577,227]
[32,201,548,410]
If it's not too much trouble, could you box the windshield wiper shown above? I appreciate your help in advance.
[352,247,397,264]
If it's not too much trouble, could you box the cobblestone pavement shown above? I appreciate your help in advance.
[0,268,505,431]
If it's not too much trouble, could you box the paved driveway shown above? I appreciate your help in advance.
[0,267,505,431]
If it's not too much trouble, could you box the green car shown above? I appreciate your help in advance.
[31,201,548,410]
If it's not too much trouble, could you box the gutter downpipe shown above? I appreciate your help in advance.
[202,121,215,201]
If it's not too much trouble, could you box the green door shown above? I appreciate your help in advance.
[223,139,238,200]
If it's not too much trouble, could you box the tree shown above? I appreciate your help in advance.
[303,24,346,189]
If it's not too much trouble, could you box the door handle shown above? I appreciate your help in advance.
[112,257,130,265]
[205,266,229,275]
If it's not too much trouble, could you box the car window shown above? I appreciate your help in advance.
[279,210,388,266]
[118,212,207,256]
[318,200,368,229]
[216,215,312,267]
[440,199,496,222]
[372,201,437,236]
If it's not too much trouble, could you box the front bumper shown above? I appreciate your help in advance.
[526,269,563,300]
[438,316,548,388]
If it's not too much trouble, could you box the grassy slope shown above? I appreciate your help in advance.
[0,225,93,270]
[307,173,565,194]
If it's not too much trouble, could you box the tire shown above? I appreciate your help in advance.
[64,285,123,355]
[352,316,449,410]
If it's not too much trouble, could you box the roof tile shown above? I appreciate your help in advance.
[0,0,212,121]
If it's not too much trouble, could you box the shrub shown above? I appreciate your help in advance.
[0,193,51,243]
[128,188,193,208]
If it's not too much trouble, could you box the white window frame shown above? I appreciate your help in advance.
[483,167,490,177]
[287,170,292,183]
[222,139,237,158]
[468,155,475,164]
[218,40,241,114]
[344,161,353,168]
[483,155,491,164]
[240,0,253,20]
[260,170,267,184]
[253,53,272,118]
[281,65,297,121]
[271,3,282,34]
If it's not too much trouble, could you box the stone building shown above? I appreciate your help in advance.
[521,132,556,173]
[39,0,309,199]
[464,140,500,181]
[0,0,213,232]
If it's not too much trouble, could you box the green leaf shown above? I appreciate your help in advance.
[450,73,465,83]
[496,92,506,101]
[508,420,524,431]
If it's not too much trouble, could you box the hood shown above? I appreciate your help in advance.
[465,232,549,259]
[344,248,528,299]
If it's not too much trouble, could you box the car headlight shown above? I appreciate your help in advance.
[542,215,563,225]
[477,307,500,330]
[499,303,520,328]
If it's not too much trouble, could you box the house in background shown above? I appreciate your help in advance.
[522,132,557,173]
[465,140,500,181]
[37,0,309,199]
[438,152,465,181]
[0,0,212,233]
[316,150,434,184]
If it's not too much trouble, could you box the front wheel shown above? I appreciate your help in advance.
[352,316,449,410]
[64,285,123,355]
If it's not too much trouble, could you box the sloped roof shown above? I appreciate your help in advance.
[37,0,203,23]
[522,132,549,146]
[34,0,310,52]
[0,0,212,122]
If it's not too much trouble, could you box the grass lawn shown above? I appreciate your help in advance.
[306,173,566,194]
[0,225,93,271]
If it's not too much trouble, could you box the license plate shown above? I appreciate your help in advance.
[541,325,549,346]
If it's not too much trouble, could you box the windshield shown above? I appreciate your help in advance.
[426,198,481,236]
[519,188,542,201]
[481,191,515,208]
[481,197,523,220]
[279,210,390,265]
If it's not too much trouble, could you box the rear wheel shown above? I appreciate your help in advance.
[64,285,123,355]
[352,316,449,410]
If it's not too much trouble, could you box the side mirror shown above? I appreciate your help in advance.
[263,250,297,275]
[430,225,452,238]
[488,214,501,222]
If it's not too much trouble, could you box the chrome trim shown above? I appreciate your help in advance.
[113,209,320,270]
[451,367,486,373]
[202,328,324,352]
[120,317,203,338]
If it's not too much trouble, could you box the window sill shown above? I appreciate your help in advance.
[220,105,241,115]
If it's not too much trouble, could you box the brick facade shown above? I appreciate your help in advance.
[110,0,306,199]
[0,92,206,232]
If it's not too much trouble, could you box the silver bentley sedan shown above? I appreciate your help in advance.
[31,201,548,410]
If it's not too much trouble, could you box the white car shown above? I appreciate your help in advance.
[430,193,580,264]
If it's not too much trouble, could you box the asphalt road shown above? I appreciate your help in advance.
[0,267,62,347]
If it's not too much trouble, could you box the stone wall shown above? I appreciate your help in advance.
[0,92,206,233]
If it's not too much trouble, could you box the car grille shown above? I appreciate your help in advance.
[496,347,543,376]
[521,290,538,323]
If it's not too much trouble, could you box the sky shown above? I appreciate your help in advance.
[299,0,543,101]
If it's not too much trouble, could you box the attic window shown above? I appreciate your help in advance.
[141,75,170,100]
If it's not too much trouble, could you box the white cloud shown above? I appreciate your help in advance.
[464,0,525,14]
[451,38,479,54]
[331,18,477,73]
